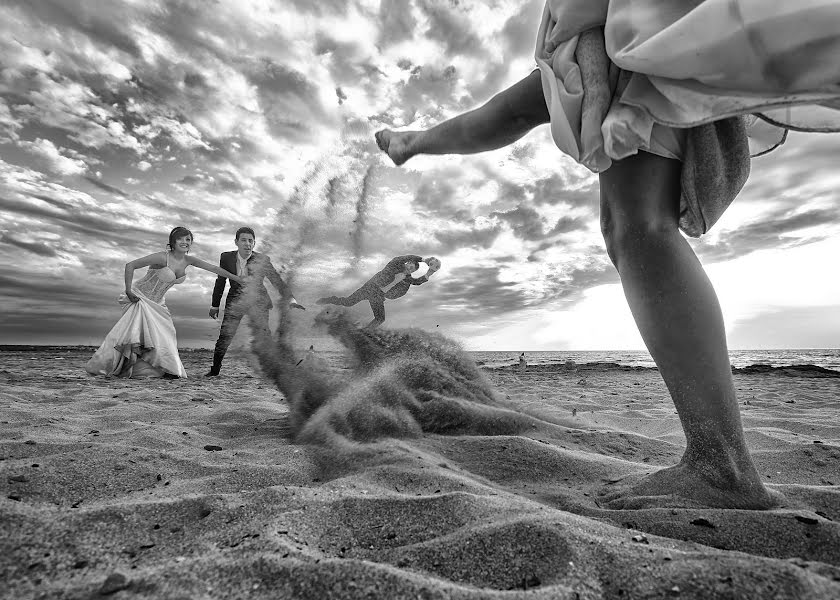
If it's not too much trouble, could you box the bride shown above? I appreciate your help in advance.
[85,226,245,378]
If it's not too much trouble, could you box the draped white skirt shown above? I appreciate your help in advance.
[537,0,840,171]
[535,0,840,236]
[85,292,187,378]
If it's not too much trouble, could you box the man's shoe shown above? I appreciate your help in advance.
[204,370,220,377]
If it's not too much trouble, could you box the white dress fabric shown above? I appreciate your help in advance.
[535,0,840,235]
[536,0,840,171]
[85,253,188,378]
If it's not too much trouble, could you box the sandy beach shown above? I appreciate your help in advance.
[2,345,840,599]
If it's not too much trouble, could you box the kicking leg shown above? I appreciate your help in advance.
[317,285,371,307]
[597,151,779,510]
[376,70,549,165]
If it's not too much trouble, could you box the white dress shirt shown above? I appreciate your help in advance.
[236,251,251,276]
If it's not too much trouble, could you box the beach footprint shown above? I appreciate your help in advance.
[594,463,785,510]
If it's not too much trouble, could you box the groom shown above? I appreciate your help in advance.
[206,226,305,377]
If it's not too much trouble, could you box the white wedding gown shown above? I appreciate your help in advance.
[85,254,188,378]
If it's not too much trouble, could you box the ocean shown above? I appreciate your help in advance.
[468,349,840,371]
[2,346,839,373]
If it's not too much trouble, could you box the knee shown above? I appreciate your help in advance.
[598,152,683,266]
[600,209,678,267]
[598,205,638,267]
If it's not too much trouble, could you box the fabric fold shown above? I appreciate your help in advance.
[535,0,840,236]
[85,292,187,378]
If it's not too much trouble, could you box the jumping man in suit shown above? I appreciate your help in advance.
[206,226,305,376]
[316,255,440,328]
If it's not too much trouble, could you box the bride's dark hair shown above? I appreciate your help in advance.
[167,226,193,251]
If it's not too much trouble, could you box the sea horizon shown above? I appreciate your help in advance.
[4,345,840,371]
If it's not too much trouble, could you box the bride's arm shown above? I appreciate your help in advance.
[187,256,245,284]
[124,252,166,301]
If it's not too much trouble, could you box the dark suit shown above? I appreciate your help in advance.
[384,273,429,300]
[209,250,292,373]
[367,255,424,289]
[318,254,427,326]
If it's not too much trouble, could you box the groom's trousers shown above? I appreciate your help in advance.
[210,298,271,374]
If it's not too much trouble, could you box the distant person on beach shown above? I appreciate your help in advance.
[85,227,244,379]
[518,352,527,374]
[375,2,840,509]
[296,345,317,367]
[206,227,305,377]
[317,255,440,328]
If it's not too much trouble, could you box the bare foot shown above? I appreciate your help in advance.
[375,129,415,166]
[596,462,785,510]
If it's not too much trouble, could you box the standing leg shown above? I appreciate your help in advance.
[245,303,275,363]
[597,151,779,509]
[248,304,272,339]
[366,294,386,329]
[208,303,244,376]
[376,70,549,165]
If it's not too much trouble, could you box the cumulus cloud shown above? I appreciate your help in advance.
[435,264,530,314]
[1,0,837,349]
[388,64,461,124]
[694,205,840,264]
[5,67,145,154]
[3,0,143,59]
[378,0,418,48]
[499,0,544,57]
[0,99,22,142]
[135,116,211,151]
[247,59,335,142]
[175,170,245,193]
[83,175,127,197]
[434,222,502,253]
[0,233,59,257]
[488,199,593,243]
[417,0,485,58]
[19,138,88,176]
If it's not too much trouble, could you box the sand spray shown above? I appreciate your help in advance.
[235,120,542,456]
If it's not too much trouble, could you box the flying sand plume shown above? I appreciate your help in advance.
[325,174,347,218]
[245,302,540,457]
[227,120,384,340]
[259,119,382,283]
[349,164,374,272]
[239,119,542,456]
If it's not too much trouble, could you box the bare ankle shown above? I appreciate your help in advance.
[680,443,763,490]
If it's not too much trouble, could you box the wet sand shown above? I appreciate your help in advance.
[2,347,839,599]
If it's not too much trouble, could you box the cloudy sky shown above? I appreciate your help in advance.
[1,0,838,352]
